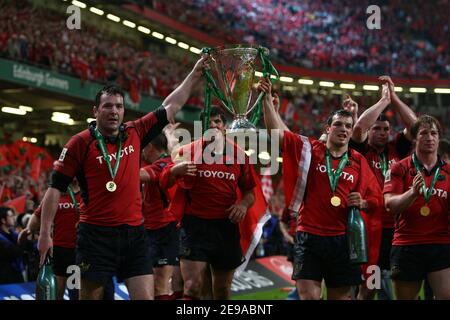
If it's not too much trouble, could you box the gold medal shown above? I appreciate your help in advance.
[420,205,430,217]
[331,196,341,207]
[106,181,117,192]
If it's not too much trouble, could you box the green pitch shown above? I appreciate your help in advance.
[232,288,290,300]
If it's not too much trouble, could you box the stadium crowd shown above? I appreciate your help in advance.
[0,0,195,103]
[151,0,450,79]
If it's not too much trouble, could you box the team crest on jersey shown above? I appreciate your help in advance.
[159,162,167,169]
[59,148,68,162]
[438,174,446,181]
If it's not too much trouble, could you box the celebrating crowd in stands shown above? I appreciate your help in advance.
[151,0,449,79]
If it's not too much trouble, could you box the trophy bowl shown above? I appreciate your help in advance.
[205,45,270,133]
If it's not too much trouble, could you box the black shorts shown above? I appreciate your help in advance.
[377,228,394,270]
[390,244,450,281]
[53,246,76,277]
[286,242,294,263]
[147,222,180,267]
[76,222,153,285]
[292,232,363,288]
[180,215,244,270]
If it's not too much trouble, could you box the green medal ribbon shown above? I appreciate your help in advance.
[379,152,388,178]
[412,153,441,204]
[67,185,80,216]
[94,128,122,183]
[325,149,349,193]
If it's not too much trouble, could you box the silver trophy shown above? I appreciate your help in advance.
[203,45,274,133]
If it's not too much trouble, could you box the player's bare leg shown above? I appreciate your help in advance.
[297,279,321,300]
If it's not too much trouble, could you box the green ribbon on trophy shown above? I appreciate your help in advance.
[201,45,279,133]
[94,128,122,192]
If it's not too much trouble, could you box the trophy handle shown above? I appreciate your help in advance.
[246,91,265,117]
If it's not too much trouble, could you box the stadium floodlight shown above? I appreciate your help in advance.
[151,31,164,39]
[30,137,37,143]
[298,79,314,85]
[123,20,136,28]
[394,86,403,92]
[340,83,355,89]
[137,26,150,34]
[319,81,334,87]
[434,88,450,94]
[89,7,104,15]
[352,91,363,96]
[106,14,120,22]
[51,116,74,125]
[280,76,294,83]
[331,89,343,95]
[2,107,26,115]
[177,42,189,50]
[19,105,33,112]
[409,87,427,93]
[165,37,177,45]
[52,112,71,119]
[276,157,283,163]
[363,85,379,91]
[22,137,28,142]
[86,118,96,123]
[270,74,277,79]
[189,47,202,54]
[254,71,263,77]
[72,0,86,9]
[258,151,271,161]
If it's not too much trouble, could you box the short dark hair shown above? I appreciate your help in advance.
[150,133,168,152]
[0,206,12,223]
[200,106,227,124]
[326,109,354,126]
[376,113,389,122]
[410,115,442,139]
[95,85,125,107]
[439,139,450,157]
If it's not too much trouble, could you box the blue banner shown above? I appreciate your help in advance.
[0,279,130,300]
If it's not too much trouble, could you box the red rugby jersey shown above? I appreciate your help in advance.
[351,133,412,228]
[142,156,177,230]
[383,155,450,245]
[35,193,80,248]
[53,107,168,226]
[284,131,381,236]
[179,140,256,219]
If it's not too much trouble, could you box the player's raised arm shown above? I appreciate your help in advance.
[163,57,208,123]
[378,76,417,140]
[352,84,391,143]
[257,77,289,144]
